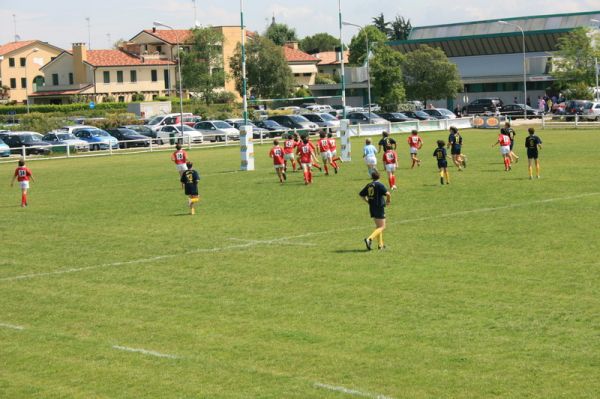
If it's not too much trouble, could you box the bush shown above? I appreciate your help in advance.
[0,102,128,115]
[294,87,312,98]
[131,93,145,102]
[86,113,139,129]
[12,113,66,133]
[315,74,336,84]
[213,91,237,104]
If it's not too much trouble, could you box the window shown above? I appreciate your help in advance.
[10,78,16,89]
[52,74,59,85]
[303,73,311,77]
[130,70,137,83]
[21,78,27,89]
[8,58,15,67]
[69,73,74,85]
[118,96,125,102]
[156,45,162,53]
[102,71,110,83]
[116,71,123,83]
[151,70,158,82]
[20,58,26,67]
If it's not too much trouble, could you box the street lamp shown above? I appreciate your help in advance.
[153,21,185,135]
[343,21,372,123]
[499,20,527,120]
[24,48,39,114]
[590,18,600,101]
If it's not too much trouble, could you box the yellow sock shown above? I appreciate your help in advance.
[191,207,195,215]
[440,171,444,178]
[368,228,382,241]
[445,170,450,183]
[378,231,384,248]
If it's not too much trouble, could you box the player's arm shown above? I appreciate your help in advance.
[538,138,543,150]
[29,173,35,183]
[385,191,391,205]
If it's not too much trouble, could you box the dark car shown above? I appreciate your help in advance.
[463,98,503,115]
[379,112,418,122]
[267,115,319,134]
[564,100,591,121]
[254,119,290,136]
[423,108,457,119]
[500,104,541,119]
[346,112,387,124]
[403,110,436,121]
[121,125,157,138]
[106,128,151,148]
[0,132,53,155]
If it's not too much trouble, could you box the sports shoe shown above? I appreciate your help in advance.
[392,185,397,190]
[334,167,338,174]
[440,177,444,185]
[378,245,386,250]
[529,176,533,180]
[364,238,372,251]
[537,175,541,179]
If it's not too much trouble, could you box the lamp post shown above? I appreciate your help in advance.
[343,21,372,122]
[591,19,600,102]
[24,48,39,114]
[338,0,347,118]
[153,21,184,135]
[499,20,527,120]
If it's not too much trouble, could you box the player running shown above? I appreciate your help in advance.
[171,144,188,176]
[327,132,342,167]
[493,129,512,171]
[316,131,338,175]
[447,126,465,171]
[363,138,378,177]
[525,127,543,179]
[269,139,286,183]
[282,134,298,172]
[501,122,520,163]
[359,170,391,251]
[10,159,34,207]
[433,140,450,185]
[180,161,200,215]
[383,145,399,190]
[297,136,317,185]
[407,129,423,168]
[378,131,397,153]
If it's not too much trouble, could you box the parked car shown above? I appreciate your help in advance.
[73,128,119,151]
[0,137,11,157]
[403,110,436,121]
[42,132,90,152]
[331,105,356,117]
[301,113,340,132]
[224,119,269,139]
[56,125,98,134]
[276,106,302,113]
[156,125,204,145]
[423,108,457,119]
[379,112,418,122]
[193,121,239,142]
[121,125,157,138]
[253,119,290,136]
[406,100,424,110]
[106,128,151,148]
[145,113,193,132]
[346,112,387,124]
[305,104,334,113]
[363,103,381,112]
[0,132,53,155]
[463,98,503,115]
[565,100,592,121]
[583,101,600,121]
[267,115,319,134]
[500,104,541,119]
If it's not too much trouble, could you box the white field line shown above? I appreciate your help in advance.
[0,322,25,331]
[1,192,597,283]
[112,345,179,359]
[228,238,316,247]
[314,382,394,399]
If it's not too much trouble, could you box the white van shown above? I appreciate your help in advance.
[145,113,193,132]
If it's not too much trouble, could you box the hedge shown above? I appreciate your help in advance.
[0,102,128,115]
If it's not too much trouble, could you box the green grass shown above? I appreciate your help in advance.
[0,128,598,398]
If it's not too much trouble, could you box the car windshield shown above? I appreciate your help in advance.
[213,121,232,129]
[58,133,77,140]
[177,125,196,132]
[22,134,42,142]
[147,116,164,125]
[415,111,429,117]
[289,115,310,123]
[303,114,320,122]
[90,129,110,137]
[319,113,336,121]
[583,103,594,109]
[438,109,454,115]
[127,125,151,133]
[0,138,5,145]
[365,113,381,118]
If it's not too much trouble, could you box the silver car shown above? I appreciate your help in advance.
[193,120,240,142]
[301,113,340,132]
[42,132,90,152]
[347,112,387,124]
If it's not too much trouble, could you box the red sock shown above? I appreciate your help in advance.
[331,160,338,168]
[332,156,340,162]
[392,175,396,186]
[303,170,309,183]
[312,162,320,170]
[504,158,509,169]
[22,193,27,206]
[308,170,313,183]
[292,161,296,171]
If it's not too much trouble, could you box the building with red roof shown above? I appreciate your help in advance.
[282,42,319,87]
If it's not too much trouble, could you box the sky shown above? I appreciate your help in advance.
[1,0,599,50]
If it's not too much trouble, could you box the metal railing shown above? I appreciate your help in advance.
[347,117,474,137]
[541,114,600,129]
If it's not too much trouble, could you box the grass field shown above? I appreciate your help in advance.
[0,128,599,399]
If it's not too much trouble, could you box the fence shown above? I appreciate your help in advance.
[541,114,600,129]
[346,117,474,137]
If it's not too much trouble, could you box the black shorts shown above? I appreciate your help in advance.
[369,207,385,219]
[451,145,461,155]
[184,186,198,196]
[527,149,538,160]
[437,160,448,169]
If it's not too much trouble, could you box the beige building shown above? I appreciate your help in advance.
[31,43,176,104]
[314,50,349,78]
[282,42,319,87]
[0,40,64,104]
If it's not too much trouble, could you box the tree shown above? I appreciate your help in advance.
[402,45,462,103]
[181,27,226,104]
[552,27,600,99]
[390,16,412,41]
[348,26,388,66]
[372,13,391,37]
[230,35,295,99]
[265,23,297,46]
[299,32,340,54]
[370,46,405,110]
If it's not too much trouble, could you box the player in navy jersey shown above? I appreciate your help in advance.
[359,171,391,250]
[180,161,200,215]
[447,126,465,170]
[525,127,543,179]
[433,140,450,185]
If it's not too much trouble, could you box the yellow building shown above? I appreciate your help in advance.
[282,42,319,87]
[31,43,176,104]
[0,40,64,104]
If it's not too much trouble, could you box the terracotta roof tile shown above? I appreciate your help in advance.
[86,50,175,67]
[314,51,349,65]
[282,46,319,63]
[144,29,193,44]
[0,40,37,56]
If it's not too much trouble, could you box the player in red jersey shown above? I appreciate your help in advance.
[407,130,423,168]
[171,144,188,176]
[10,159,35,207]
[327,132,342,167]
[316,131,338,175]
[282,134,298,172]
[297,136,317,184]
[492,130,512,171]
[269,139,286,183]
[383,145,399,190]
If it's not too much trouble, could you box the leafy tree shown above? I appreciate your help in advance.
[181,27,226,105]
[370,46,406,110]
[348,26,388,66]
[265,23,298,46]
[402,45,462,103]
[230,35,295,99]
[372,13,391,37]
[552,27,600,99]
[390,16,412,40]
[300,32,340,53]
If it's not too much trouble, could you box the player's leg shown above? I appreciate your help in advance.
[528,157,533,179]
[444,167,450,184]
[276,166,284,183]
[21,188,27,207]
[439,167,444,185]
[189,195,199,215]
[535,158,541,178]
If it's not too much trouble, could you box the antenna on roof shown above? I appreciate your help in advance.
[12,14,18,42]
[107,33,112,48]
[85,17,91,49]
[192,0,199,28]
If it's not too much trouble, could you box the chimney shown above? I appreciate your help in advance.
[152,27,157,33]
[72,43,88,85]
[284,41,299,50]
